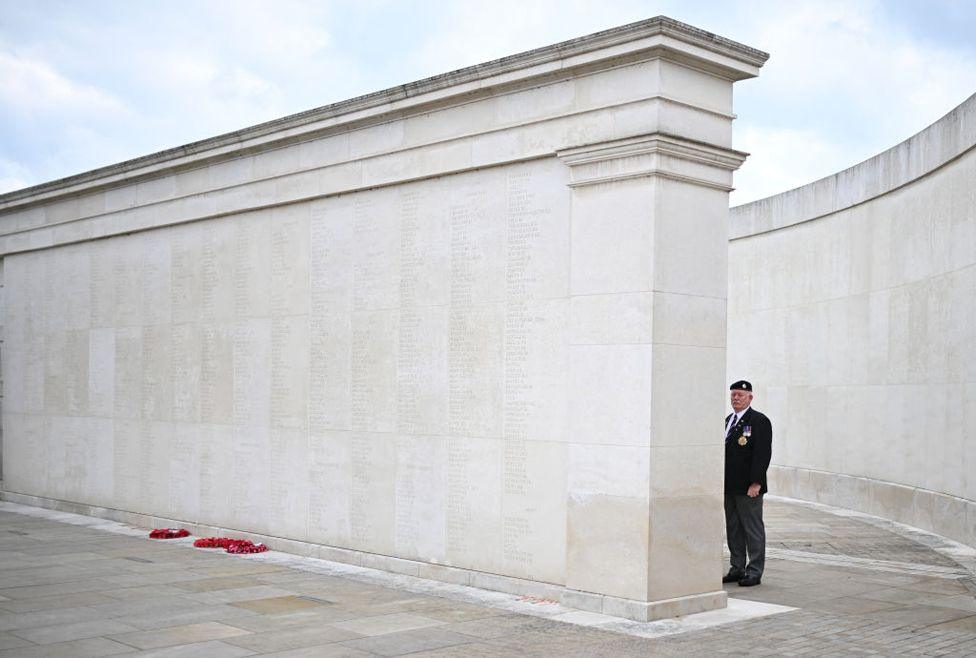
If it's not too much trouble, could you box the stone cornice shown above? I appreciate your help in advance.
[558,133,749,190]
[0,16,766,211]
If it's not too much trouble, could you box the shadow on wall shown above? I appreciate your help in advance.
[727,92,976,548]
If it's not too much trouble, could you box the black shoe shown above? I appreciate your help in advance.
[722,571,745,583]
[738,575,761,587]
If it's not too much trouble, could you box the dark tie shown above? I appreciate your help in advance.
[725,415,738,443]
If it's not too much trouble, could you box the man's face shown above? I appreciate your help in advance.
[730,390,752,413]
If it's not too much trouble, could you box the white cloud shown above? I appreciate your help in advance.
[0,158,32,194]
[731,126,850,205]
[745,2,976,139]
[215,67,277,99]
[1,1,974,201]
[0,51,126,116]
[729,0,976,202]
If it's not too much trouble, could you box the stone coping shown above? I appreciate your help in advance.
[730,91,976,239]
[0,16,767,212]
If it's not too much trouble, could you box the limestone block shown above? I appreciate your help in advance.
[196,422,235,526]
[2,414,43,494]
[209,156,254,189]
[168,422,200,520]
[234,211,273,320]
[653,181,728,298]
[200,322,235,425]
[447,304,505,439]
[575,60,660,108]
[569,344,652,447]
[297,133,351,171]
[308,430,353,547]
[253,144,302,180]
[140,420,174,515]
[649,445,723,498]
[270,315,309,429]
[354,121,406,160]
[346,432,397,555]
[566,492,649,600]
[570,292,654,345]
[198,222,237,323]
[139,325,171,422]
[647,494,724,600]
[230,424,272,534]
[170,323,202,423]
[445,435,503,574]
[350,309,398,433]
[232,318,272,427]
[396,306,449,436]
[269,427,311,540]
[135,176,176,206]
[500,440,567,583]
[113,327,143,420]
[569,180,654,295]
[174,166,211,196]
[659,59,732,117]
[652,292,726,348]
[270,205,311,317]
[650,343,726,447]
[394,434,447,563]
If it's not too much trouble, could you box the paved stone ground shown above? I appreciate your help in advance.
[1,498,975,656]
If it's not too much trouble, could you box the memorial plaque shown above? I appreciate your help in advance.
[88,328,115,418]
[234,212,272,320]
[308,430,351,546]
[269,427,310,539]
[139,233,171,327]
[200,323,234,424]
[394,435,447,561]
[309,199,353,431]
[113,327,143,420]
[270,315,308,429]
[348,432,396,554]
[233,319,271,427]
[230,425,272,533]
[171,323,201,422]
[169,423,200,520]
[140,325,171,421]
[200,222,235,322]
[446,436,502,573]
[90,241,116,328]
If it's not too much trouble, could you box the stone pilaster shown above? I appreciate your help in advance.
[559,132,749,619]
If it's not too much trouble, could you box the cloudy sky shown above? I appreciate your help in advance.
[1,0,975,204]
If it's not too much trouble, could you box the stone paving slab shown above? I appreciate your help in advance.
[1,498,975,656]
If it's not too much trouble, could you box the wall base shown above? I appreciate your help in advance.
[769,466,976,550]
[0,489,727,622]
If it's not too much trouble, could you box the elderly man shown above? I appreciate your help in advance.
[723,380,772,587]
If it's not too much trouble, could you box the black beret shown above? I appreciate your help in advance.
[729,380,752,392]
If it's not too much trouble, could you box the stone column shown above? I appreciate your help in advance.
[558,46,758,621]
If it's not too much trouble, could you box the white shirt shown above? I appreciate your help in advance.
[726,406,751,434]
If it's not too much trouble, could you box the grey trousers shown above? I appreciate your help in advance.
[724,493,765,578]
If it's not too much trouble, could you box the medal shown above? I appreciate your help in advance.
[743,426,752,438]
[738,436,747,446]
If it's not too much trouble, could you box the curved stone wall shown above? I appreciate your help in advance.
[728,93,976,547]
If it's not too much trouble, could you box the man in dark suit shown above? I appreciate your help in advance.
[723,380,772,587]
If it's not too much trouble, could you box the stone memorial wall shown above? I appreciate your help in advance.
[729,92,976,548]
[0,18,767,620]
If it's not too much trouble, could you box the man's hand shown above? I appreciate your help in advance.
[747,483,761,498]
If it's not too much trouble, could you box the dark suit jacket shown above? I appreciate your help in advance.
[724,407,772,495]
